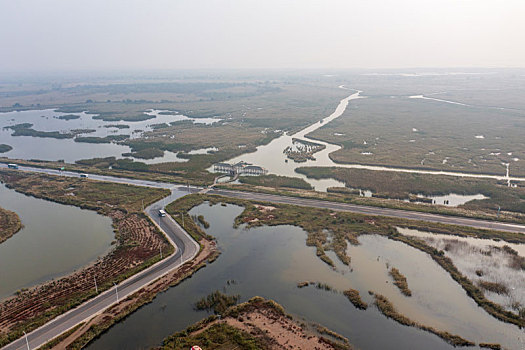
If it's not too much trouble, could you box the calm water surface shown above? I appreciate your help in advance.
[88,203,523,350]
[0,185,114,299]
[0,108,220,164]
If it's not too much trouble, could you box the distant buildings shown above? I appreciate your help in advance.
[213,161,267,176]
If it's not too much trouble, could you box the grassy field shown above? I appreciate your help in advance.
[296,167,525,214]
[307,94,525,176]
[0,206,22,243]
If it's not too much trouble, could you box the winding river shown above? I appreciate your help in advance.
[222,86,525,191]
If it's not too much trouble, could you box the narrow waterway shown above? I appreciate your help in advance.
[0,185,114,299]
[87,203,524,350]
[220,86,525,191]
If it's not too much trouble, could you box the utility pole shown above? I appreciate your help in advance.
[181,212,184,228]
[113,282,119,303]
[142,199,144,211]
[23,331,30,350]
[497,206,501,219]
[160,246,163,259]
[94,276,98,294]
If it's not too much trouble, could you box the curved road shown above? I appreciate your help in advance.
[1,183,199,350]
[1,163,525,349]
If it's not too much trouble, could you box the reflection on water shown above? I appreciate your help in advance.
[397,227,525,256]
[220,90,362,191]
[0,108,220,164]
[88,203,523,350]
[0,185,114,299]
[416,193,488,206]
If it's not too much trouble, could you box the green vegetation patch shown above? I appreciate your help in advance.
[389,267,412,297]
[74,134,130,143]
[373,293,475,347]
[0,206,23,243]
[343,289,368,310]
[10,127,74,139]
[104,124,130,129]
[122,147,164,159]
[57,114,80,120]
[195,290,240,315]
[161,319,263,350]
[0,144,13,153]
[297,167,525,215]
[239,174,313,190]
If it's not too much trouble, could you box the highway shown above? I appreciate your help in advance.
[209,188,525,234]
[1,163,525,349]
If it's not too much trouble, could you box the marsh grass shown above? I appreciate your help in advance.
[195,290,240,315]
[373,293,475,347]
[415,236,525,315]
[389,267,412,297]
[343,289,368,310]
[0,206,22,243]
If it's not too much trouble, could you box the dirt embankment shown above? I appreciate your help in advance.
[0,206,22,243]
[47,238,218,350]
[0,171,172,347]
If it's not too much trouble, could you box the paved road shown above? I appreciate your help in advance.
[209,188,525,234]
[1,182,199,350]
[2,163,525,349]
[2,163,525,235]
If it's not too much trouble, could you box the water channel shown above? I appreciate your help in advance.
[87,202,524,350]
[221,87,525,192]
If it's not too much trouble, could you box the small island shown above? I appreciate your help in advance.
[0,206,22,243]
[0,144,13,153]
[158,296,351,350]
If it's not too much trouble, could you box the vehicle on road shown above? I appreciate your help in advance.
[7,163,19,169]
[158,209,167,217]
[80,173,89,178]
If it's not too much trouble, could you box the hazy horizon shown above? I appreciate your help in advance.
[1,0,524,72]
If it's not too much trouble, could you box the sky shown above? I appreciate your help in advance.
[1,0,524,72]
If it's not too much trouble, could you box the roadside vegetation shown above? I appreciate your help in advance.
[296,167,525,215]
[220,181,525,226]
[0,171,173,347]
[0,206,22,243]
[62,240,218,350]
